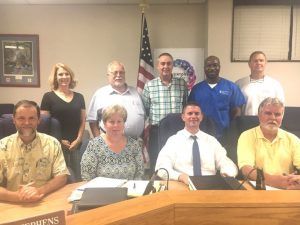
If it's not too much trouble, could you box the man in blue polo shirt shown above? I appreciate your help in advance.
[188,55,245,139]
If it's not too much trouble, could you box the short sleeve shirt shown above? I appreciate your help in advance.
[0,132,69,191]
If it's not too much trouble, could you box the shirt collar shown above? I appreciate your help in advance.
[256,126,284,143]
[108,84,130,95]
[17,132,39,152]
[182,128,201,139]
[159,75,174,87]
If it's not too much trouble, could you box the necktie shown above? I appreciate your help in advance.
[191,136,201,176]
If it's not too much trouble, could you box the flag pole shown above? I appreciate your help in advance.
[138,0,148,69]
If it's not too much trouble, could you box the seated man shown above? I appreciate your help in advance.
[0,100,69,203]
[238,97,300,189]
[155,101,237,185]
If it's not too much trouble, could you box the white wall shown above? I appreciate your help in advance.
[207,0,300,106]
[0,0,299,107]
[0,4,205,107]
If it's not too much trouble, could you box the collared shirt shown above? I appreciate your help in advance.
[142,76,188,125]
[155,129,238,181]
[235,75,285,116]
[87,84,145,137]
[237,126,300,175]
[0,132,69,191]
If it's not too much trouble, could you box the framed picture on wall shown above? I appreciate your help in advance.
[0,34,40,87]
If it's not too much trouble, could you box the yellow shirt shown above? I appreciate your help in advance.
[0,132,69,191]
[237,126,300,175]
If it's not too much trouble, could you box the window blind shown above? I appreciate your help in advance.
[232,5,290,61]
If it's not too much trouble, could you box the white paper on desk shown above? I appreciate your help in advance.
[68,189,84,202]
[68,177,127,202]
[122,180,161,197]
[248,181,282,190]
[77,177,127,190]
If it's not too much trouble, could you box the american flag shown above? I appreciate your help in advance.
[137,13,155,94]
[137,13,154,163]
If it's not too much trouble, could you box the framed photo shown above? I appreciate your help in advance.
[0,34,40,87]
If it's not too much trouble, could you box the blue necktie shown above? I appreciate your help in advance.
[191,136,201,176]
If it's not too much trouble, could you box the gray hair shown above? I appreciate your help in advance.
[106,61,125,74]
[258,97,284,114]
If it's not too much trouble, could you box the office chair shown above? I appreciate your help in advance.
[282,107,300,138]
[0,104,14,116]
[157,113,216,151]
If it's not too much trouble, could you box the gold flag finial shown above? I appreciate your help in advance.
[139,0,149,13]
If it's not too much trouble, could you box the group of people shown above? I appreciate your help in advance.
[0,50,299,203]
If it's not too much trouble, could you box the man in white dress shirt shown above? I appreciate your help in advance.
[87,61,145,138]
[155,101,237,185]
[236,51,284,115]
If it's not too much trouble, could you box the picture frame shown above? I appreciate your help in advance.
[0,34,40,87]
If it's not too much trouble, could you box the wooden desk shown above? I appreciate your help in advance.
[0,182,81,224]
[66,190,300,225]
[0,181,186,224]
[1,181,300,225]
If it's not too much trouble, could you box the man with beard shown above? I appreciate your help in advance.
[188,56,245,140]
[237,97,300,189]
[87,61,145,139]
[0,100,69,203]
[155,102,237,185]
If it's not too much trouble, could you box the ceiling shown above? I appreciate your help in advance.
[0,0,206,5]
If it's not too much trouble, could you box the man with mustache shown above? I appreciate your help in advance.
[87,61,145,139]
[155,101,237,185]
[237,97,300,189]
[0,100,69,202]
[189,55,245,139]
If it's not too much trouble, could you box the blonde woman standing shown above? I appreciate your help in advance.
[41,63,86,181]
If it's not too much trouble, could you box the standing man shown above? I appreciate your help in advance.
[0,100,69,203]
[155,102,237,185]
[238,97,300,189]
[188,55,245,139]
[142,53,188,172]
[87,61,145,139]
[236,51,284,115]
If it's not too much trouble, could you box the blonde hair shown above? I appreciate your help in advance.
[102,105,127,123]
[249,51,267,62]
[48,63,77,90]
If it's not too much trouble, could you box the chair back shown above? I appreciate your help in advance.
[282,107,300,138]
[157,113,216,151]
[0,104,14,116]
[0,114,62,141]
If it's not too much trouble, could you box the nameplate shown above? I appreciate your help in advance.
[2,210,65,225]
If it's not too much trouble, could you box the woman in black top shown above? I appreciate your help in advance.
[41,63,86,181]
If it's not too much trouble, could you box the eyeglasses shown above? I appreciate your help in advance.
[109,71,125,76]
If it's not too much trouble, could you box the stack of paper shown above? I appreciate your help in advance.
[68,177,127,202]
